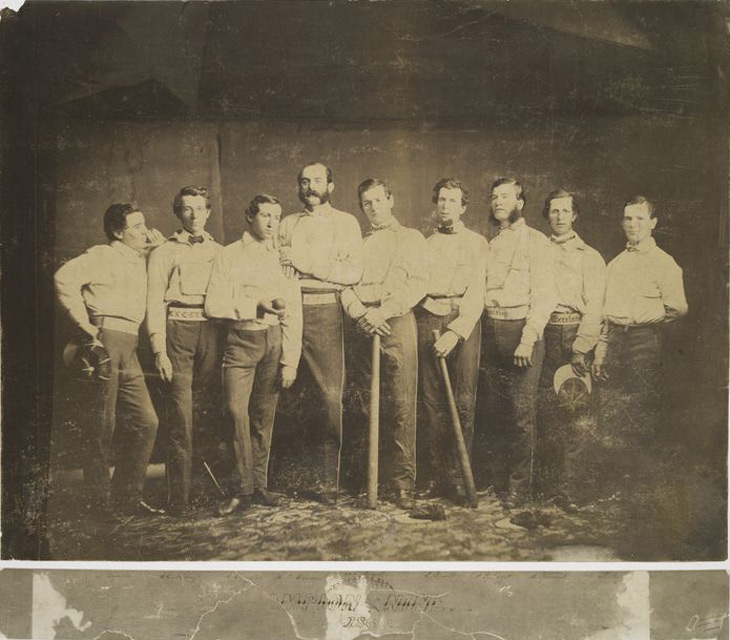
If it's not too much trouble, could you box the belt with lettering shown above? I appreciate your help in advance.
[168,306,207,321]
[485,305,529,321]
[302,291,339,306]
[90,315,140,335]
[548,312,582,326]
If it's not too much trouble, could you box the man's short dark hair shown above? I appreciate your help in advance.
[491,177,527,206]
[542,189,579,219]
[104,203,141,241]
[432,178,469,206]
[246,193,281,219]
[173,186,211,217]
[357,178,391,202]
[297,162,334,184]
[624,195,656,218]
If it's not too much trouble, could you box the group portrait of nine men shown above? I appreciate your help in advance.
[54,161,688,522]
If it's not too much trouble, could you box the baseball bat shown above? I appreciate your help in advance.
[432,329,479,508]
[367,333,381,509]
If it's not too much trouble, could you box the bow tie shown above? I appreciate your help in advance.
[551,234,576,245]
[437,225,456,235]
[189,235,205,244]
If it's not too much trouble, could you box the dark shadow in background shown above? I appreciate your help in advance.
[1,0,728,559]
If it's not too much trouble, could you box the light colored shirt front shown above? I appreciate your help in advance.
[485,218,558,347]
[55,241,147,337]
[341,219,427,320]
[278,203,364,290]
[601,236,688,326]
[422,221,488,340]
[205,232,302,368]
[549,231,607,354]
[146,230,222,354]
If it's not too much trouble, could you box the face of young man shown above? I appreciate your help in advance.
[436,187,466,228]
[491,183,524,225]
[297,164,333,208]
[359,184,395,228]
[177,194,210,236]
[622,202,657,246]
[548,196,577,237]
[248,202,282,242]
[115,210,149,251]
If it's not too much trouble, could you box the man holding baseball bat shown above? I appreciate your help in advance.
[205,194,302,516]
[146,186,223,517]
[341,178,427,510]
[416,178,488,504]
[484,178,557,507]
[54,203,166,518]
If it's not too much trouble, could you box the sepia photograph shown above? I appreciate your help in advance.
[1,0,728,561]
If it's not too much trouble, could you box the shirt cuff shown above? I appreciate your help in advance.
[150,333,166,355]
[519,324,539,349]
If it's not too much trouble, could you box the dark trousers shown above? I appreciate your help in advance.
[165,319,222,508]
[86,328,159,505]
[223,325,282,496]
[299,301,345,491]
[348,312,418,491]
[416,307,481,488]
[537,323,589,498]
[483,316,544,497]
[602,323,665,440]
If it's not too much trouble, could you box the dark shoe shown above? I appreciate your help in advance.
[395,489,416,510]
[509,510,540,530]
[122,500,166,517]
[314,489,338,505]
[252,489,282,507]
[217,495,251,517]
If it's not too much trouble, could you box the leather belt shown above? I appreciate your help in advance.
[168,307,207,321]
[302,292,338,306]
[90,315,140,335]
[485,305,529,321]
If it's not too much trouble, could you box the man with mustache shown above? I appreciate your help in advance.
[278,162,364,504]
[341,178,427,509]
[592,196,687,441]
[416,178,488,504]
[484,178,557,509]
[146,186,223,516]
[537,188,606,508]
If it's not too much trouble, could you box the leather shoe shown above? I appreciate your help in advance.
[122,500,166,517]
[217,495,251,517]
[395,489,416,510]
[252,489,282,507]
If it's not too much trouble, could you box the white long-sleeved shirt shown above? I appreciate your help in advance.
[205,232,302,368]
[341,219,427,320]
[55,241,147,337]
[421,221,488,340]
[146,230,222,354]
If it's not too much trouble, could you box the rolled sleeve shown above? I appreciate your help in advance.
[573,249,607,354]
[521,234,558,348]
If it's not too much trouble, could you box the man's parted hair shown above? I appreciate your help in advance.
[357,178,392,201]
[542,188,579,219]
[490,177,527,205]
[104,202,141,241]
[246,193,281,219]
[624,194,656,218]
[173,186,211,216]
[432,178,469,206]
[297,162,334,184]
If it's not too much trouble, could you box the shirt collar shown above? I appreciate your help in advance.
[110,240,143,260]
[367,217,401,235]
[550,231,585,249]
[170,229,214,245]
[303,203,334,218]
[626,236,656,253]
[241,231,275,250]
[434,220,465,235]
[497,217,526,235]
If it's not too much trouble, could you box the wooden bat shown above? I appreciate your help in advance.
[432,329,479,508]
[367,333,381,509]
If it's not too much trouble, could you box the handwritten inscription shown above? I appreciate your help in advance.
[273,592,446,613]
